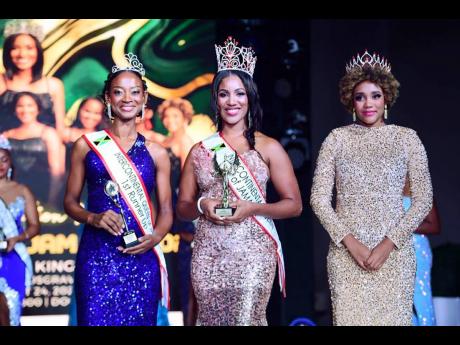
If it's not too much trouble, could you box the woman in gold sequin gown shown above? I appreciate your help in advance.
[310,51,433,326]
[177,38,302,326]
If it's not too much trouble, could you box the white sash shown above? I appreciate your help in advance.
[202,132,286,296]
[84,130,169,308]
[0,197,33,292]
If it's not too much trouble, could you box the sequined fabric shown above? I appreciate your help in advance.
[75,133,161,326]
[0,196,26,326]
[191,144,277,326]
[310,124,433,326]
[403,197,437,326]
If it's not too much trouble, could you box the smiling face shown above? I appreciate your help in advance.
[10,34,38,71]
[353,80,386,127]
[15,94,40,124]
[217,74,249,127]
[105,71,147,121]
[79,99,104,130]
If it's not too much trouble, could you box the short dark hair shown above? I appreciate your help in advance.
[2,33,44,83]
[102,70,147,118]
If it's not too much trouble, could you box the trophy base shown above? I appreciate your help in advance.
[214,206,236,217]
[123,230,140,248]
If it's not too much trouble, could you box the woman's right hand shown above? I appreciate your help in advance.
[342,234,371,271]
[87,210,124,236]
[200,198,226,225]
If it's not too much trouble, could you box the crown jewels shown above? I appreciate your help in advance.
[112,52,145,76]
[3,19,45,42]
[345,50,391,73]
[215,36,257,77]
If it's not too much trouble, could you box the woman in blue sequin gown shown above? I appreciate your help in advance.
[64,61,173,326]
[0,136,40,325]
[403,177,440,326]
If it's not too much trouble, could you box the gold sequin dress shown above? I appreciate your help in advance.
[310,124,433,326]
[190,144,277,326]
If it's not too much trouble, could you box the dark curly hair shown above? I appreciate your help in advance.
[157,98,194,124]
[339,65,400,114]
[211,70,262,149]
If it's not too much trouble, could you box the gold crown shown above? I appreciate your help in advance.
[346,50,391,73]
[215,36,257,77]
[3,19,45,42]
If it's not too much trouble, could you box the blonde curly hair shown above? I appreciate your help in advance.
[339,65,400,114]
[157,98,194,124]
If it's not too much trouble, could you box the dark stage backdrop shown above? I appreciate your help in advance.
[310,19,460,325]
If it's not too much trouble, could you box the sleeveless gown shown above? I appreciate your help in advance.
[75,133,161,326]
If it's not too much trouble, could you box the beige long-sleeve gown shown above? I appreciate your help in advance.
[310,124,433,326]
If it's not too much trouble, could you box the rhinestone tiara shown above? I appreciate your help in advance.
[112,52,145,76]
[215,36,257,77]
[0,135,11,150]
[345,50,391,73]
[3,19,45,42]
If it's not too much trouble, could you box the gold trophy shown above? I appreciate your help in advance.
[104,180,140,248]
[213,150,239,217]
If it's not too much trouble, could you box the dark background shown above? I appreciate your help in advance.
[217,19,460,325]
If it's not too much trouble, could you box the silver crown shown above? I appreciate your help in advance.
[0,135,11,150]
[3,19,45,42]
[345,50,391,73]
[215,36,257,77]
[112,52,145,76]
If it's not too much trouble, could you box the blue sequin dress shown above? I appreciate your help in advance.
[403,196,437,326]
[0,196,29,326]
[75,133,161,326]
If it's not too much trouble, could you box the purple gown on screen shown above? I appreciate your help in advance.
[75,133,161,326]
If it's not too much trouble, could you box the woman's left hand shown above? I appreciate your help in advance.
[117,232,163,255]
[222,200,255,224]
[6,236,20,253]
[364,237,395,271]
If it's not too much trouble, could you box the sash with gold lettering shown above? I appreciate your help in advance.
[83,130,169,308]
[201,132,286,297]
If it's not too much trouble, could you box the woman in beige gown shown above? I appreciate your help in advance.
[177,37,302,325]
[310,51,433,326]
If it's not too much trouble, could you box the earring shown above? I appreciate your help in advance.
[384,105,388,120]
[107,103,113,120]
[352,108,356,122]
[141,104,145,120]
[248,111,252,128]
[7,168,12,180]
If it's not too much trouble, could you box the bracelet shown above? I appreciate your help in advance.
[197,196,206,214]
[23,230,29,240]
